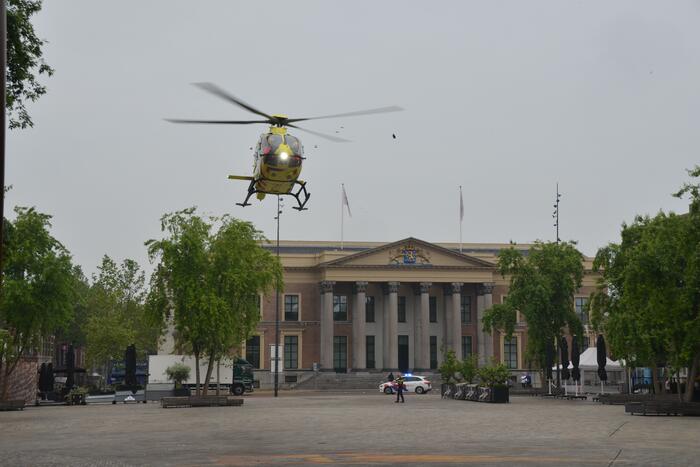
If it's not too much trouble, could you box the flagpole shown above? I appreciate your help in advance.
[459,185,463,254]
[341,183,344,251]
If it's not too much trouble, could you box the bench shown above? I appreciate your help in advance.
[598,393,676,405]
[0,400,25,411]
[625,401,700,416]
[161,396,244,408]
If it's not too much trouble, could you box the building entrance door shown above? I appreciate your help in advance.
[333,336,347,373]
[398,335,409,372]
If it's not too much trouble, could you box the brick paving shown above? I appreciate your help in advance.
[0,392,699,466]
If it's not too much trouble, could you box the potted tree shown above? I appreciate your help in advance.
[460,354,479,400]
[476,361,511,403]
[165,363,191,397]
[438,349,460,397]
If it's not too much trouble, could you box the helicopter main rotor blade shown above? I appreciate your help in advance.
[288,124,351,143]
[287,105,404,123]
[165,118,270,125]
[192,82,274,121]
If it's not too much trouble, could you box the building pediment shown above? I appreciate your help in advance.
[321,237,495,269]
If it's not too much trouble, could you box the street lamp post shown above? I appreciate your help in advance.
[0,1,7,280]
[274,196,282,397]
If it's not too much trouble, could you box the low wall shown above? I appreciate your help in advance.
[2,356,38,404]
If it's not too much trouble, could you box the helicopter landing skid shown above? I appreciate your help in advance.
[235,180,310,211]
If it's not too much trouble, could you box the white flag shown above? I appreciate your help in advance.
[342,184,352,217]
[459,186,464,221]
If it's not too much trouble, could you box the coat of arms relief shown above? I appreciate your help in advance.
[388,243,431,265]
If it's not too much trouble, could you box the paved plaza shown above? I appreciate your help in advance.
[1,391,699,466]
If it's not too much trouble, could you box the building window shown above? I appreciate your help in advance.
[366,335,375,369]
[462,335,473,357]
[333,295,348,321]
[504,336,518,369]
[284,294,299,321]
[461,295,472,324]
[366,296,375,323]
[430,336,438,369]
[575,297,588,325]
[284,335,298,369]
[429,297,437,323]
[398,296,406,323]
[333,336,347,371]
[245,336,260,369]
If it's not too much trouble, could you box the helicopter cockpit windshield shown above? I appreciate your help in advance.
[261,134,283,155]
[284,135,303,156]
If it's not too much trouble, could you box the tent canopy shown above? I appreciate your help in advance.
[554,347,622,370]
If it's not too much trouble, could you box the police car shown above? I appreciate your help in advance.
[379,375,432,394]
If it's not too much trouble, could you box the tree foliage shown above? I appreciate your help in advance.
[591,167,700,401]
[483,241,585,369]
[84,256,160,373]
[438,348,460,384]
[165,363,190,388]
[0,207,75,399]
[6,0,54,129]
[460,353,479,384]
[146,208,281,395]
[476,360,511,388]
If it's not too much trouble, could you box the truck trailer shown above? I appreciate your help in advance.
[148,355,254,395]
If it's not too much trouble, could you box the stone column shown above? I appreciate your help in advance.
[451,283,463,360]
[413,282,431,370]
[319,280,335,371]
[477,282,495,366]
[443,285,453,351]
[352,281,368,371]
[383,282,400,370]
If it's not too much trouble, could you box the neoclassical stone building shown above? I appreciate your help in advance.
[245,238,597,383]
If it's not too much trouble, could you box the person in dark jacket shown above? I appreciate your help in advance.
[394,375,405,403]
[387,372,395,382]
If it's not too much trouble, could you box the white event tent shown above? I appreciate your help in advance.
[554,347,624,386]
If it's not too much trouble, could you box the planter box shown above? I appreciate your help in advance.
[490,385,509,403]
[161,395,244,408]
[445,385,509,403]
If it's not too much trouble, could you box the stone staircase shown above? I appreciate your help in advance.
[292,372,440,391]
[292,372,388,390]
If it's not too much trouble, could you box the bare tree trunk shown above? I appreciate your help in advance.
[216,360,220,396]
[194,350,201,396]
[651,364,659,394]
[685,354,699,403]
[202,356,215,396]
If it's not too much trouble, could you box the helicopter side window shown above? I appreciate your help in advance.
[260,135,272,155]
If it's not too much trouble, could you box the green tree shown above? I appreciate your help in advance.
[591,167,700,402]
[55,266,91,347]
[438,348,460,384]
[482,241,584,378]
[476,360,511,388]
[6,0,55,129]
[0,207,74,399]
[460,354,479,384]
[146,208,281,395]
[165,363,190,388]
[84,256,160,382]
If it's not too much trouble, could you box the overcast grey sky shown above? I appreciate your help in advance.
[6,1,700,275]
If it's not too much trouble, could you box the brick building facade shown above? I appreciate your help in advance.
[243,238,598,386]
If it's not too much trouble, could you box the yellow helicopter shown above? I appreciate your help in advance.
[167,83,402,210]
